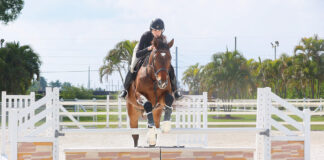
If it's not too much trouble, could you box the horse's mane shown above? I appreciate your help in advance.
[142,35,169,67]
[142,55,150,67]
[152,35,169,50]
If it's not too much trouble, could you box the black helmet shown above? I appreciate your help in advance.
[150,18,164,31]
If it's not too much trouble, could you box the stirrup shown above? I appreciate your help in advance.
[119,90,128,99]
[174,90,183,100]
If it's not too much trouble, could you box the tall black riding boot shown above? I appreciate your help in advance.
[119,71,134,98]
[169,65,183,100]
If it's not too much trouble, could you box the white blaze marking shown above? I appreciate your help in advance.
[161,53,166,56]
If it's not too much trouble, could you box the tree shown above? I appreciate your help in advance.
[0,0,24,24]
[60,85,92,99]
[99,40,137,83]
[29,76,47,92]
[49,80,62,88]
[197,51,252,115]
[246,59,260,97]
[278,54,293,98]
[0,42,41,94]
[294,35,324,98]
[211,51,252,100]
[61,82,72,89]
[182,63,202,94]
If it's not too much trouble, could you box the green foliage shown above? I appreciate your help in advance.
[182,35,324,99]
[0,42,41,94]
[0,0,24,24]
[182,63,202,94]
[60,85,92,99]
[29,76,47,92]
[49,80,62,88]
[99,40,137,83]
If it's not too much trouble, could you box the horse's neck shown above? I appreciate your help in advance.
[144,63,155,81]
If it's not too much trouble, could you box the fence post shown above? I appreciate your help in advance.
[9,109,18,160]
[118,97,122,128]
[256,88,271,160]
[93,98,96,122]
[304,109,310,160]
[53,88,60,160]
[264,87,271,160]
[30,92,35,129]
[1,91,7,156]
[74,98,79,121]
[106,95,110,128]
[203,92,208,129]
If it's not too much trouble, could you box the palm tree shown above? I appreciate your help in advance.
[200,62,217,97]
[319,53,324,97]
[182,63,202,94]
[278,54,293,98]
[208,51,252,114]
[0,42,41,94]
[294,35,324,98]
[99,40,137,83]
[246,59,260,97]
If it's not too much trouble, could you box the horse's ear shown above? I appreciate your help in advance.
[168,39,174,48]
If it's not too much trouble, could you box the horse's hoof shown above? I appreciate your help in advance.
[161,121,172,133]
[146,127,157,146]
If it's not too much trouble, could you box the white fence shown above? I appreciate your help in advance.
[1,87,311,160]
[1,88,60,160]
[58,97,324,127]
[1,96,323,128]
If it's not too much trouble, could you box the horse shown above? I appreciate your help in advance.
[126,36,174,147]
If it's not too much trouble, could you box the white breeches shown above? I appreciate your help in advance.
[130,43,139,73]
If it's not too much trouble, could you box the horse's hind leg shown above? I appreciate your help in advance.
[127,103,139,147]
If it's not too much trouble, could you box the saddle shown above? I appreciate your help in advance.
[132,55,150,79]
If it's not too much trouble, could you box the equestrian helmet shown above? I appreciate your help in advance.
[150,18,164,30]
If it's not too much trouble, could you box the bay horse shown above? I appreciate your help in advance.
[126,36,174,147]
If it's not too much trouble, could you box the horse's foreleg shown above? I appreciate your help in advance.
[127,103,139,147]
[136,92,155,128]
[164,93,174,121]
[135,92,157,146]
[161,92,174,133]
[153,108,163,128]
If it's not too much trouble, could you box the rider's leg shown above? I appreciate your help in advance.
[119,44,139,98]
[119,71,134,98]
[169,65,183,100]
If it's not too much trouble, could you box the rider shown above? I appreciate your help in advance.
[119,18,182,100]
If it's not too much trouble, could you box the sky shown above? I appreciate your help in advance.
[1,0,323,91]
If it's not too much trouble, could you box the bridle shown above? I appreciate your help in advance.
[146,49,170,109]
[148,49,169,81]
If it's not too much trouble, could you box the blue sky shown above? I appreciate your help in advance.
[1,0,323,90]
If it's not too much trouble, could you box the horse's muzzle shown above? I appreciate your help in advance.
[157,80,168,89]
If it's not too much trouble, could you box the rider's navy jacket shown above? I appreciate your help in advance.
[135,31,155,58]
